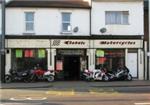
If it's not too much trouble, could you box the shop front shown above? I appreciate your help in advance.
[5,38,144,80]
[11,49,47,71]
[51,39,89,81]
[5,39,50,74]
[93,40,144,79]
[95,49,125,71]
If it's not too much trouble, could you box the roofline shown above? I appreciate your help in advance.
[6,6,91,9]
[92,0,143,2]
[6,0,91,9]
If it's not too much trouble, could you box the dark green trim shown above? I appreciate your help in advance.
[5,35,143,39]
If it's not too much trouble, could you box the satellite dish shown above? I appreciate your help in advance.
[73,26,79,33]
[100,28,107,33]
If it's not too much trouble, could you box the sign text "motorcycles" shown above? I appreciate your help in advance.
[100,41,136,46]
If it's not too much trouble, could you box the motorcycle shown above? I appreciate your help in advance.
[29,68,54,82]
[5,69,31,83]
[107,67,132,81]
[83,68,109,81]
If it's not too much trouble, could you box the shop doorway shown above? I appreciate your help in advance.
[63,56,80,80]
[55,49,87,81]
[127,53,138,78]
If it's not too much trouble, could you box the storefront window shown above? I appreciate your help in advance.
[95,49,125,71]
[11,49,47,71]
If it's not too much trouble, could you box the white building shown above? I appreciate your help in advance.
[5,0,144,80]
[91,0,144,80]
[5,0,91,80]
[92,0,143,35]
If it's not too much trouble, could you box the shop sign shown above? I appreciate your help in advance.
[7,39,50,48]
[57,50,85,56]
[51,39,89,48]
[94,40,143,48]
[64,41,85,45]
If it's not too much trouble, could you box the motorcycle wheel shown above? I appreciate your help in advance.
[23,78,31,83]
[47,75,54,82]
[5,75,12,83]
[86,77,94,82]
[126,74,132,81]
[102,75,109,81]
[29,74,37,82]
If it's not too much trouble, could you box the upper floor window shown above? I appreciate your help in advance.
[62,12,71,32]
[25,12,34,32]
[105,11,129,25]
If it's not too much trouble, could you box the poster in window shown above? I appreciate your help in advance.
[16,49,23,58]
[56,61,63,71]
[38,49,45,58]
[99,57,106,64]
[96,50,105,57]
[25,50,34,57]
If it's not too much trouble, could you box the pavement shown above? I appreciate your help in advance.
[0,80,150,89]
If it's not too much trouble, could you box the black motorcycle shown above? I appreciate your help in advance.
[107,66,132,81]
[5,69,31,83]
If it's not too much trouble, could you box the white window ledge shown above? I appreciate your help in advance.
[60,31,72,35]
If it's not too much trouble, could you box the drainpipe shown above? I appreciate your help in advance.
[144,41,148,80]
[0,0,5,83]
[89,0,92,36]
[148,0,150,80]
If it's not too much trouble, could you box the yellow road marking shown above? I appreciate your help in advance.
[135,103,150,105]
[89,88,119,95]
[26,97,47,100]
[46,89,75,96]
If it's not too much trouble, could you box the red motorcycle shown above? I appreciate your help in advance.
[30,68,54,82]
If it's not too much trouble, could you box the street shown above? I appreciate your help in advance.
[0,82,150,105]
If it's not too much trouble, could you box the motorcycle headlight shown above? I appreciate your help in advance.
[85,70,88,73]
[22,73,27,76]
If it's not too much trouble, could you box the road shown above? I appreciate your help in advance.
[1,86,150,105]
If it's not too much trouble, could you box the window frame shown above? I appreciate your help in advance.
[105,11,129,25]
[24,12,35,33]
[61,12,72,33]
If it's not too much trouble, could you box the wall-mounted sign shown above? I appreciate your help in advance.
[94,40,143,48]
[7,39,50,48]
[51,39,89,48]
[57,49,85,56]
[64,41,85,45]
